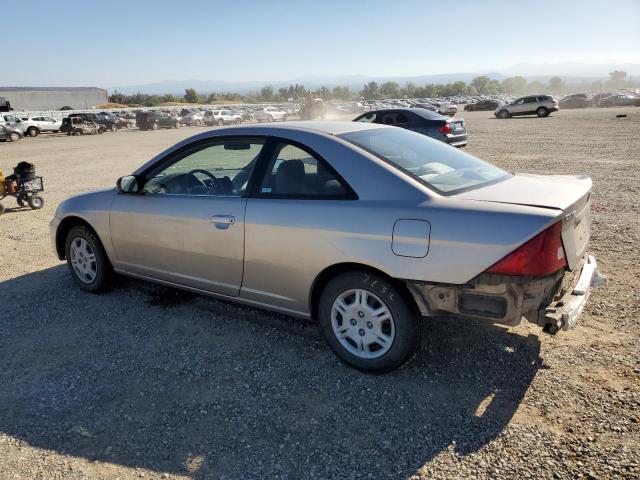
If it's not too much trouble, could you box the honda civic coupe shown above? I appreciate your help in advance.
[50,122,605,372]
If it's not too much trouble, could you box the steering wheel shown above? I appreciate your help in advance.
[185,169,220,193]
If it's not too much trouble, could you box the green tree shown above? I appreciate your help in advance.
[526,80,545,94]
[379,81,401,98]
[470,76,492,95]
[259,85,274,102]
[361,81,379,100]
[184,88,199,103]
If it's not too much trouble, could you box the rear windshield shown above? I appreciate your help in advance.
[339,127,510,194]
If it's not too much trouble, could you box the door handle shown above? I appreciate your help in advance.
[210,215,235,227]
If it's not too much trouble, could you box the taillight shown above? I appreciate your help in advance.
[485,222,567,276]
[439,123,452,134]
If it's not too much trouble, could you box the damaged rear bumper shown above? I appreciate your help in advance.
[542,255,607,333]
[406,254,607,334]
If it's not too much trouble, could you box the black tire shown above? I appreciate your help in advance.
[536,107,548,117]
[175,121,181,129]
[64,225,113,293]
[218,119,224,126]
[0,203,4,215]
[318,271,421,373]
[9,132,21,141]
[195,119,202,126]
[235,118,241,125]
[17,195,27,207]
[27,127,39,137]
[110,124,117,132]
[27,195,44,209]
[152,122,159,130]
[498,109,510,119]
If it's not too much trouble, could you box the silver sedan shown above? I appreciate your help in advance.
[50,122,605,372]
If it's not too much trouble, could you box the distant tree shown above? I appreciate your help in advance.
[361,81,379,100]
[548,76,565,93]
[379,81,401,98]
[318,86,331,100]
[332,85,352,100]
[60,105,73,110]
[526,80,546,94]
[501,76,528,94]
[470,76,492,95]
[259,85,274,102]
[606,70,629,89]
[184,88,199,103]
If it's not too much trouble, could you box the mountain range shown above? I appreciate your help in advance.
[110,63,640,95]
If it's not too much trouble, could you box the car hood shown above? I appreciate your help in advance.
[454,173,592,211]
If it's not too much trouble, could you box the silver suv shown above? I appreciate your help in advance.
[495,95,558,119]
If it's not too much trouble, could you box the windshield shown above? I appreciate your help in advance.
[339,127,510,194]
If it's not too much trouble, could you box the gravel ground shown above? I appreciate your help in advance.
[0,107,638,479]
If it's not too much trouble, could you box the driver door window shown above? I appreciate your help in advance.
[143,139,265,196]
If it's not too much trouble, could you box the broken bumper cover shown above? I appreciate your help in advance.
[406,254,607,334]
[542,255,607,333]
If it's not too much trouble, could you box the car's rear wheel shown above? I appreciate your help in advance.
[195,119,202,126]
[318,271,420,373]
[65,225,112,293]
[498,109,510,119]
[152,122,159,130]
[218,119,224,126]
[537,107,549,117]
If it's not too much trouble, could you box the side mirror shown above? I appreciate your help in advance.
[116,175,140,193]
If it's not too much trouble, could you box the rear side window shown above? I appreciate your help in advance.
[258,143,350,198]
[524,97,537,103]
[339,127,509,194]
[537,96,551,101]
[355,112,380,123]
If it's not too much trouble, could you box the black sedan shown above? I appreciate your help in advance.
[464,99,500,111]
[353,108,467,147]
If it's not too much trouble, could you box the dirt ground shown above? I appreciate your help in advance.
[0,107,638,479]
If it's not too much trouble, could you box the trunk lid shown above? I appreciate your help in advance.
[455,173,592,270]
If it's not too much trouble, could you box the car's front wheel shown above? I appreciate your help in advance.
[318,271,420,373]
[65,225,113,293]
[498,109,510,119]
[27,127,39,137]
[9,132,21,141]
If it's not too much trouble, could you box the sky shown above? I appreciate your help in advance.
[2,0,639,88]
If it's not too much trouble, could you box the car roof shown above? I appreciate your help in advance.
[242,121,387,135]
[363,107,447,120]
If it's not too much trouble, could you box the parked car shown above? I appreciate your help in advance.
[179,109,205,126]
[50,122,604,372]
[464,100,500,111]
[112,114,134,129]
[136,111,181,130]
[204,110,242,126]
[253,106,287,122]
[20,115,62,133]
[353,108,468,147]
[0,124,23,142]
[559,97,591,109]
[495,95,559,118]
[67,113,115,132]
[0,114,40,137]
[599,94,639,107]
[61,117,102,135]
[437,102,457,116]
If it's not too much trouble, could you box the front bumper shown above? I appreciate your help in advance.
[541,255,607,333]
